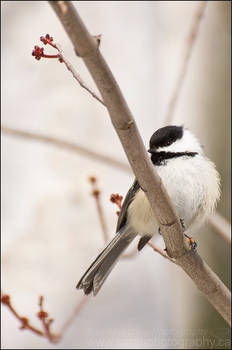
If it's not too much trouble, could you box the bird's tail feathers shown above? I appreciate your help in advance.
[76,226,135,295]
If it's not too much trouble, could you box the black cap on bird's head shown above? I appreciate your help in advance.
[148,125,183,153]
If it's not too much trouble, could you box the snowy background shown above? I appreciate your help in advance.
[1,1,231,349]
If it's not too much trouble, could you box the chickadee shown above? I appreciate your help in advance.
[77,125,220,295]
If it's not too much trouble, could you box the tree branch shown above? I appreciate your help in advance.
[58,295,89,337]
[55,42,106,107]
[148,242,176,263]
[164,1,207,125]
[1,125,129,172]
[47,1,231,326]
[89,176,109,244]
[208,212,231,245]
[49,0,188,257]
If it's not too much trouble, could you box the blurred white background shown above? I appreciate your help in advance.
[1,1,231,349]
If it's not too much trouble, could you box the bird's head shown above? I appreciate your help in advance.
[148,125,203,155]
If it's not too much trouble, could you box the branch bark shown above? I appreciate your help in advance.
[48,1,230,326]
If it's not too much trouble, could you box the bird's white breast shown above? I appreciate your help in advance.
[127,154,220,236]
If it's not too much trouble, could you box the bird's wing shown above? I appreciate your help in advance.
[116,179,140,232]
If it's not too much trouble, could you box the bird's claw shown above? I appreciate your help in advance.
[184,233,197,251]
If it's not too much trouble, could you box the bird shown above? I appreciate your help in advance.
[76,125,221,295]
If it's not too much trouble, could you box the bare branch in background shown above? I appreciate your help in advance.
[1,125,129,172]
[1,292,89,343]
[58,295,89,337]
[164,1,207,125]
[89,176,109,244]
[1,294,59,343]
[49,1,230,325]
[209,212,231,245]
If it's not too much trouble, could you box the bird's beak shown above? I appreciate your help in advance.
[148,148,156,154]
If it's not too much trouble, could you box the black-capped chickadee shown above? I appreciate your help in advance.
[77,125,220,295]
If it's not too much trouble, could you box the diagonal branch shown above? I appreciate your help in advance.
[50,0,189,257]
[48,1,230,326]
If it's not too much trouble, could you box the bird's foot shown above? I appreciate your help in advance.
[184,233,197,250]
[180,219,196,249]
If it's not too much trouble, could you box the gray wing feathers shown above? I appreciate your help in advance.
[116,179,140,232]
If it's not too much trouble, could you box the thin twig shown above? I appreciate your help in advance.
[164,1,207,125]
[37,296,60,343]
[122,240,176,261]
[1,291,89,343]
[148,242,176,263]
[95,196,109,243]
[1,294,44,336]
[1,293,60,342]
[56,43,106,107]
[58,295,89,336]
[49,1,231,326]
[89,176,109,243]
[33,34,105,107]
